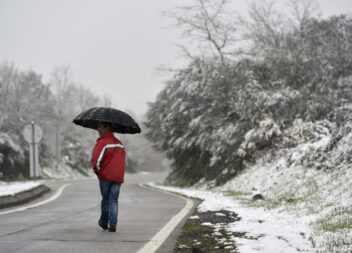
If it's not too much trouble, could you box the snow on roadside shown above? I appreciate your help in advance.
[0,164,94,198]
[0,181,42,197]
[220,134,352,253]
[149,182,312,253]
[40,163,95,179]
[149,126,352,253]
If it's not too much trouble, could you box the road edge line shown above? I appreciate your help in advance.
[137,183,194,253]
[0,184,70,216]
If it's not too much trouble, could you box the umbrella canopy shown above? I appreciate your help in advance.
[73,107,141,134]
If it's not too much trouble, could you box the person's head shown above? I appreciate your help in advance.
[97,121,112,136]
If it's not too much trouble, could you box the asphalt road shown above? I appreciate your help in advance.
[0,172,194,253]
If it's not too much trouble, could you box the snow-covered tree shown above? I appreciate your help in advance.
[146,1,352,186]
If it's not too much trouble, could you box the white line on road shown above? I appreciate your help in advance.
[137,183,194,253]
[0,184,70,216]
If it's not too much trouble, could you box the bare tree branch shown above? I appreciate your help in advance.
[164,0,239,64]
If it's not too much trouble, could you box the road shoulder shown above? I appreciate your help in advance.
[139,183,202,253]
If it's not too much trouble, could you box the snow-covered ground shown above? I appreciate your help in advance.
[150,122,352,253]
[0,181,42,197]
[151,182,313,253]
[0,163,94,197]
[40,163,94,179]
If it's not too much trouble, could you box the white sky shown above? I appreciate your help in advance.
[0,0,351,117]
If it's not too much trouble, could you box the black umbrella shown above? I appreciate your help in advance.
[73,107,141,134]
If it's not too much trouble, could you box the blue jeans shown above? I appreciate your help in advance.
[99,179,121,227]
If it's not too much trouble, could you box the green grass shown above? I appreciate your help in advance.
[314,207,352,232]
[222,190,249,197]
[310,207,352,252]
[226,189,321,213]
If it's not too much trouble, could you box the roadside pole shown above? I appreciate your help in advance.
[55,126,60,170]
[23,122,43,178]
[31,122,36,177]
[55,109,61,171]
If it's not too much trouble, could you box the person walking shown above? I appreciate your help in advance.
[91,121,126,232]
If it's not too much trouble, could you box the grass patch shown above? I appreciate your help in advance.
[174,210,240,253]
[311,207,352,252]
[314,207,352,232]
[232,190,321,213]
[222,190,248,197]
[176,223,222,252]
[239,198,282,210]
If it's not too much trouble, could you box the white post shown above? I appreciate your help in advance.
[29,143,34,178]
[31,121,36,178]
[55,109,61,170]
[23,122,42,178]
[56,126,60,168]
[34,144,39,177]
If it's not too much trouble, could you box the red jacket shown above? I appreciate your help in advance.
[91,131,126,182]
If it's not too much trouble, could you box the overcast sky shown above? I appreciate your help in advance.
[1,0,351,117]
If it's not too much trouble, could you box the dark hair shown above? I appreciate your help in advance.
[98,121,112,129]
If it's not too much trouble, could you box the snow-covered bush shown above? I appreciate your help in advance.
[220,119,352,253]
[291,119,335,143]
[146,12,352,186]
[238,118,282,158]
[0,132,25,179]
[146,59,249,185]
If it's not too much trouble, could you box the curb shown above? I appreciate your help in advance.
[0,184,51,209]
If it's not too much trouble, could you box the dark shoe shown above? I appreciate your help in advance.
[108,226,116,232]
[98,220,108,230]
